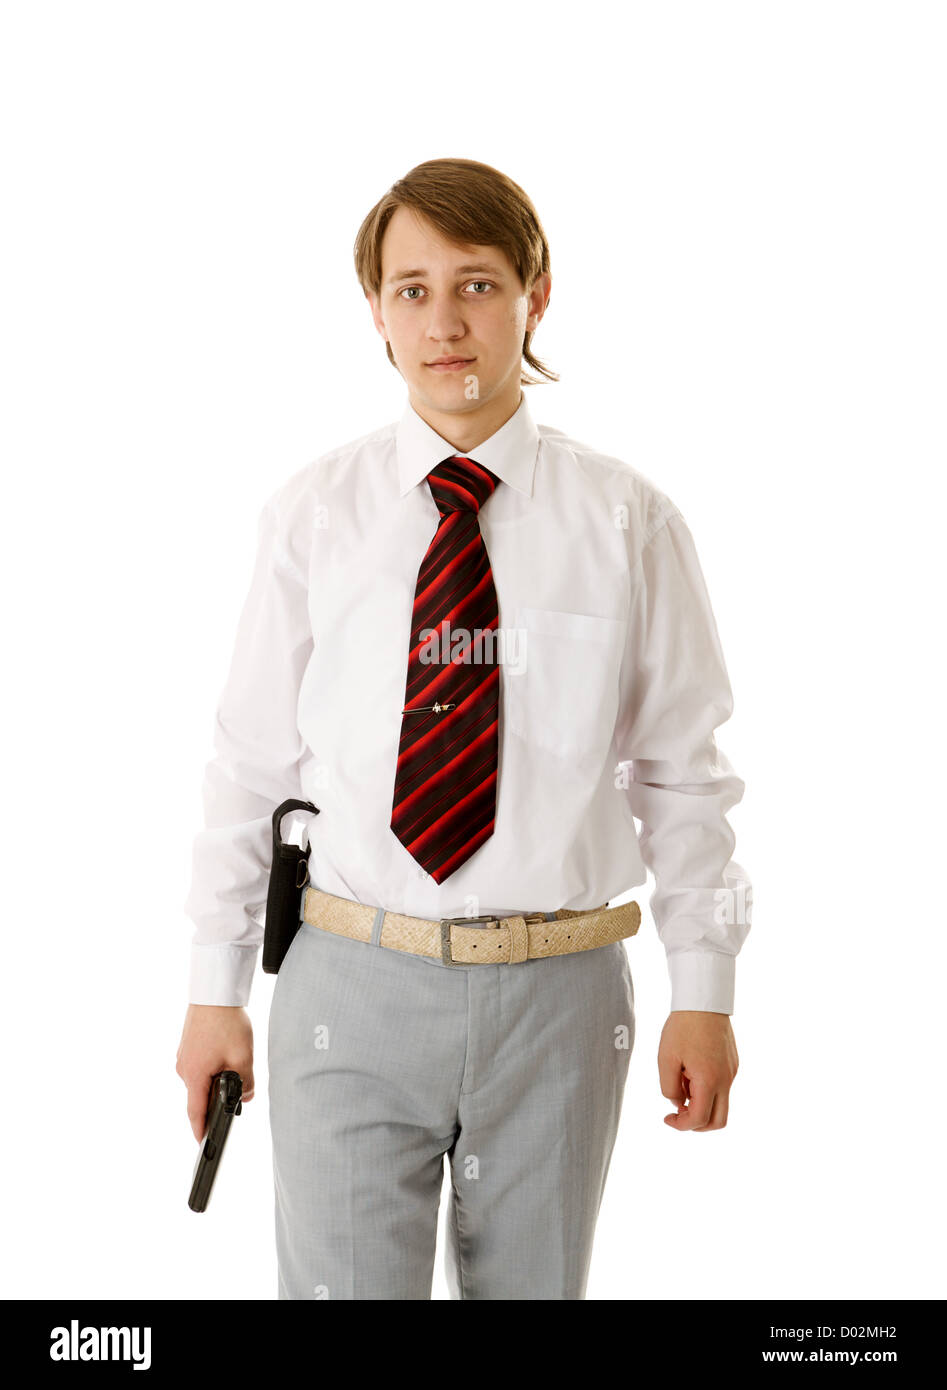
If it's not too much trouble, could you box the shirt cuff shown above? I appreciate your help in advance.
[667,950,735,1014]
[188,943,258,1006]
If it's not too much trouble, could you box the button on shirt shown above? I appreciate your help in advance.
[184,392,751,1013]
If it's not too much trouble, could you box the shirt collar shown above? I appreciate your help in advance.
[395,391,540,499]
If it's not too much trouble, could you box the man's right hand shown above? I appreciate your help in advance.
[176,1004,255,1142]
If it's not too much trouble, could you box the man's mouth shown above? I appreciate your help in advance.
[426,356,475,372]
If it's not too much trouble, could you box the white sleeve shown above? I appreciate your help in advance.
[183,497,313,1005]
[615,510,751,1014]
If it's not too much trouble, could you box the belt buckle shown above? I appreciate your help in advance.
[439,915,497,965]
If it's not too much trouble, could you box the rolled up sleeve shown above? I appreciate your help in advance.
[615,509,751,1014]
[183,495,313,1005]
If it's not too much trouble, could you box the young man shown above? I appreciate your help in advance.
[177,157,750,1301]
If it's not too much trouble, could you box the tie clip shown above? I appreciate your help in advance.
[402,701,456,714]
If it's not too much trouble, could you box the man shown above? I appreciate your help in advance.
[177,157,750,1300]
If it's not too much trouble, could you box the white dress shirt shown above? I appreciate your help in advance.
[184,392,750,1013]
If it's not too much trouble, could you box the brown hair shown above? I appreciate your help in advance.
[353,157,557,386]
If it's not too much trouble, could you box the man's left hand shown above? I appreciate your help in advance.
[658,1011,739,1131]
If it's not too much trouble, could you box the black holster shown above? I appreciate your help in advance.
[262,797,320,974]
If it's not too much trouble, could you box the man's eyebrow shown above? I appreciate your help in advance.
[385,263,506,285]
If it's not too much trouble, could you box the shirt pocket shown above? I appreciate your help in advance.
[505,606,626,763]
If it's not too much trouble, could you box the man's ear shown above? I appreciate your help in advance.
[527,271,552,332]
[366,290,388,342]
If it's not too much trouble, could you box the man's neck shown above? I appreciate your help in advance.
[408,386,523,456]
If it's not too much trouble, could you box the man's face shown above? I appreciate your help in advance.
[369,205,548,419]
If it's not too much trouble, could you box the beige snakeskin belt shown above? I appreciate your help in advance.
[301,886,641,966]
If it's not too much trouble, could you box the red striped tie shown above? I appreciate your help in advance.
[390,454,501,883]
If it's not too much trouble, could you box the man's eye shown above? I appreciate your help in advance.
[467,281,492,294]
[400,286,423,300]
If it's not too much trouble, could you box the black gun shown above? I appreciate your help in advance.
[188,1070,243,1213]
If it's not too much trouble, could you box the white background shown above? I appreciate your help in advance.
[2,1,944,1301]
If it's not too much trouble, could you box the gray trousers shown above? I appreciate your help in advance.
[267,917,635,1300]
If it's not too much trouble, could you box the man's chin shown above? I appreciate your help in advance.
[410,372,490,408]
